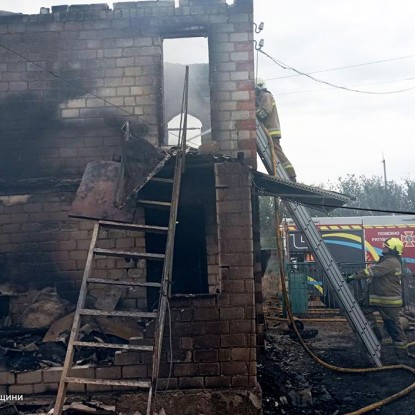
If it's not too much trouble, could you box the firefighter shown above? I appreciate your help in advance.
[346,237,408,359]
[255,78,297,181]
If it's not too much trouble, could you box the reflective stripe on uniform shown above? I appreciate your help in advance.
[369,294,403,307]
[393,341,408,349]
[269,129,281,138]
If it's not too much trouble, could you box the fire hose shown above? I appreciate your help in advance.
[268,138,415,414]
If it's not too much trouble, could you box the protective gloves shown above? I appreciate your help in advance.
[344,274,356,284]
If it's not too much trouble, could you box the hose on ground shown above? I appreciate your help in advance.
[270,191,415,414]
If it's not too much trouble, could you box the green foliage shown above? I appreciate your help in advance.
[325,175,415,217]
[258,176,415,241]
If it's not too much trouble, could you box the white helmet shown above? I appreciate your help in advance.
[255,77,267,89]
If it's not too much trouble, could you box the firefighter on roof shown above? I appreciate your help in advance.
[255,77,297,181]
[346,237,408,359]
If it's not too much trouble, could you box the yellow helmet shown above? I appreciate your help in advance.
[255,77,267,90]
[383,237,404,255]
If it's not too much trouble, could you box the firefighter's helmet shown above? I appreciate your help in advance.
[383,237,404,256]
[255,77,267,90]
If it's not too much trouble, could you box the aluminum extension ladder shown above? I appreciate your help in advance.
[256,120,382,367]
[53,147,185,415]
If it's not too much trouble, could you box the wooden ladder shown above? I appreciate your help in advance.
[53,148,185,415]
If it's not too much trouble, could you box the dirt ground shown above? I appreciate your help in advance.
[258,320,415,415]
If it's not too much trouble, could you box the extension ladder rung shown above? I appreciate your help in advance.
[150,177,174,184]
[72,341,153,352]
[137,199,172,208]
[87,277,161,288]
[98,220,168,233]
[93,248,165,261]
[79,309,158,319]
[64,377,150,388]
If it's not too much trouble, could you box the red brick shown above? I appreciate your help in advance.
[204,376,231,388]
[157,378,178,390]
[43,368,62,383]
[173,363,198,377]
[95,366,121,379]
[8,384,34,394]
[181,337,193,349]
[219,307,244,320]
[231,375,250,387]
[199,363,220,376]
[221,334,247,347]
[193,307,219,321]
[16,370,42,384]
[204,321,230,334]
[193,335,220,349]
[178,377,204,389]
[231,347,254,361]
[230,320,254,334]
[122,364,148,378]
[193,350,219,363]
[0,372,15,385]
[221,361,249,376]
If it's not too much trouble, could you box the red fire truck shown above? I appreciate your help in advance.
[285,215,415,273]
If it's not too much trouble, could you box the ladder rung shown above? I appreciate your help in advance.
[93,248,165,261]
[150,177,174,184]
[79,309,158,319]
[87,278,161,288]
[64,377,150,388]
[137,200,172,209]
[98,220,168,233]
[72,341,153,352]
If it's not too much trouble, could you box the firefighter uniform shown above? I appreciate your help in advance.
[352,245,407,354]
[256,87,296,181]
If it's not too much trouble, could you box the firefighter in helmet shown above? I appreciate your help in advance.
[346,237,408,359]
[255,77,297,181]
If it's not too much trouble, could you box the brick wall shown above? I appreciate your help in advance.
[0,161,258,395]
[0,0,255,290]
[0,0,258,399]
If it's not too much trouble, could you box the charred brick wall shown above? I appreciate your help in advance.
[0,0,255,292]
[0,161,257,395]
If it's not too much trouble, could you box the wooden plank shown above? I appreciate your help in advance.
[79,309,158,319]
[93,248,165,261]
[98,220,168,233]
[65,377,150,388]
[87,278,161,288]
[72,341,153,352]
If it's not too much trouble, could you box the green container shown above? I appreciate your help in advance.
[288,271,308,314]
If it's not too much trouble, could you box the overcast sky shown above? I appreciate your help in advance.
[2,0,414,186]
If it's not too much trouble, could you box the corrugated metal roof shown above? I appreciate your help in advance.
[251,170,352,212]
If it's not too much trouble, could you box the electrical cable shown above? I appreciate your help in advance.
[276,76,415,96]
[0,41,153,126]
[259,48,415,95]
[266,54,415,81]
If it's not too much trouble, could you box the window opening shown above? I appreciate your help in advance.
[163,37,211,147]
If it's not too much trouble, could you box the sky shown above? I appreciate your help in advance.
[1,0,415,186]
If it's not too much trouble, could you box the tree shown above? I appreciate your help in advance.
[325,175,415,217]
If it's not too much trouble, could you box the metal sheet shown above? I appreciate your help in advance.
[251,170,352,212]
[69,161,136,222]
[114,135,171,209]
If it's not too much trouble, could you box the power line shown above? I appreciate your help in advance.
[276,76,415,96]
[259,48,415,95]
[0,41,152,125]
[266,54,415,81]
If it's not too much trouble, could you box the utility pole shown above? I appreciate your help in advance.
[381,153,387,189]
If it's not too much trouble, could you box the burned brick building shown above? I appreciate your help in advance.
[0,1,265,413]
